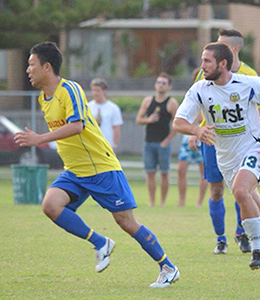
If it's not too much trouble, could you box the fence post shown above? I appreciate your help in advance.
[31,94,37,165]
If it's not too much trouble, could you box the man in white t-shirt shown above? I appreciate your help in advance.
[173,42,260,270]
[89,78,123,151]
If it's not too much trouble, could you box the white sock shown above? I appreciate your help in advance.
[242,217,260,251]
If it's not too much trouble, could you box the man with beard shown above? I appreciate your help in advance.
[136,73,178,207]
[189,29,258,255]
[173,42,260,270]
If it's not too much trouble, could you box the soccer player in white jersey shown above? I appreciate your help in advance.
[173,42,260,270]
[191,28,258,255]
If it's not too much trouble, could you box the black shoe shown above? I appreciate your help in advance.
[234,234,251,253]
[249,250,260,270]
[214,241,228,254]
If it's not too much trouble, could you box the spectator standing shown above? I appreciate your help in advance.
[136,73,178,207]
[89,78,123,152]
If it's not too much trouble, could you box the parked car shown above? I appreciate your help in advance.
[0,116,63,169]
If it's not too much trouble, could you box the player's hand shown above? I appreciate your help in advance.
[188,136,200,151]
[14,127,41,147]
[195,125,216,146]
[148,113,160,123]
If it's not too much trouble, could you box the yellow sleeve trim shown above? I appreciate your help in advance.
[157,253,167,263]
[86,229,94,240]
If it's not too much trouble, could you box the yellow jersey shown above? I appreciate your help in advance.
[38,78,122,177]
[196,61,258,126]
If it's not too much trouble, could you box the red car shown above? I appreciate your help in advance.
[0,116,63,169]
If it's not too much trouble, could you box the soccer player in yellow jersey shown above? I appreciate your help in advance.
[14,42,179,288]
[189,29,258,255]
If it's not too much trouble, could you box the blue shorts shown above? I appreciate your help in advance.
[144,142,171,173]
[178,136,203,164]
[50,170,137,212]
[201,143,223,183]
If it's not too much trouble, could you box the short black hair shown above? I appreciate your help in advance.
[218,28,243,39]
[30,41,63,76]
[204,42,234,71]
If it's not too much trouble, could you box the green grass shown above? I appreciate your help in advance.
[0,180,260,299]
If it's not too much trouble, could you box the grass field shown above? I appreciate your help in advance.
[1,179,260,300]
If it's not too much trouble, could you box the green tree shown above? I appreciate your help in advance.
[0,0,144,49]
[0,0,259,49]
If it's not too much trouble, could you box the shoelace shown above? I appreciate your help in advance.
[156,271,168,284]
[96,249,105,261]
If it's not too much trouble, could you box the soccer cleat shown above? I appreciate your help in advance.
[213,241,228,254]
[234,234,251,253]
[249,250,260,270]
[95,237,115,273]
[150,264,180,288]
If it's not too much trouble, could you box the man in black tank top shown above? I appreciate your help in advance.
[136,73,179,207]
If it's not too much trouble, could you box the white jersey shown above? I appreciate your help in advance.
[176,73,260,172]
[88,100,123,147]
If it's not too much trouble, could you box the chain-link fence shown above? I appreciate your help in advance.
[0,91,63,171]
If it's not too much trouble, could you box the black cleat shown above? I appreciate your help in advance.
[214,241,228,254]
[234,234,251,253]
[249,250,260,270]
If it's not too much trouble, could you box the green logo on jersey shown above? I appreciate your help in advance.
[215,125,246,135]
[230,92,240,103]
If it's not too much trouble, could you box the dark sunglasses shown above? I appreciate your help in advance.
[156,80,168,85]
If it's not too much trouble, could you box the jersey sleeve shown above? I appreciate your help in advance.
[249,76,260,105]
[175,84,202,124]
[61,81,87,126]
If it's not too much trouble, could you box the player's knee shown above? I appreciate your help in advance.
[114,215,129,231]
[113,213,139,235]
[177,166,186,178]
[232,186,248,204]
[42,198,58,220]
[210,182,224,200]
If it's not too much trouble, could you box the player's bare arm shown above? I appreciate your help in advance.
[188,112,204,151]
[14,121,83,147]
[136,96,159,125]
[173,117,216,146]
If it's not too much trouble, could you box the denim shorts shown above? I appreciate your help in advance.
[50,170,137,212]
[143,142,171,173]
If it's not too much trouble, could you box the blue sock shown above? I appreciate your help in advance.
[235,201,245,235]
[132,224,175,270]
[54,208,106,250]
[209,199,226,243]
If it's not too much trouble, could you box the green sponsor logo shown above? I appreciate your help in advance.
[215,125,246,135]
